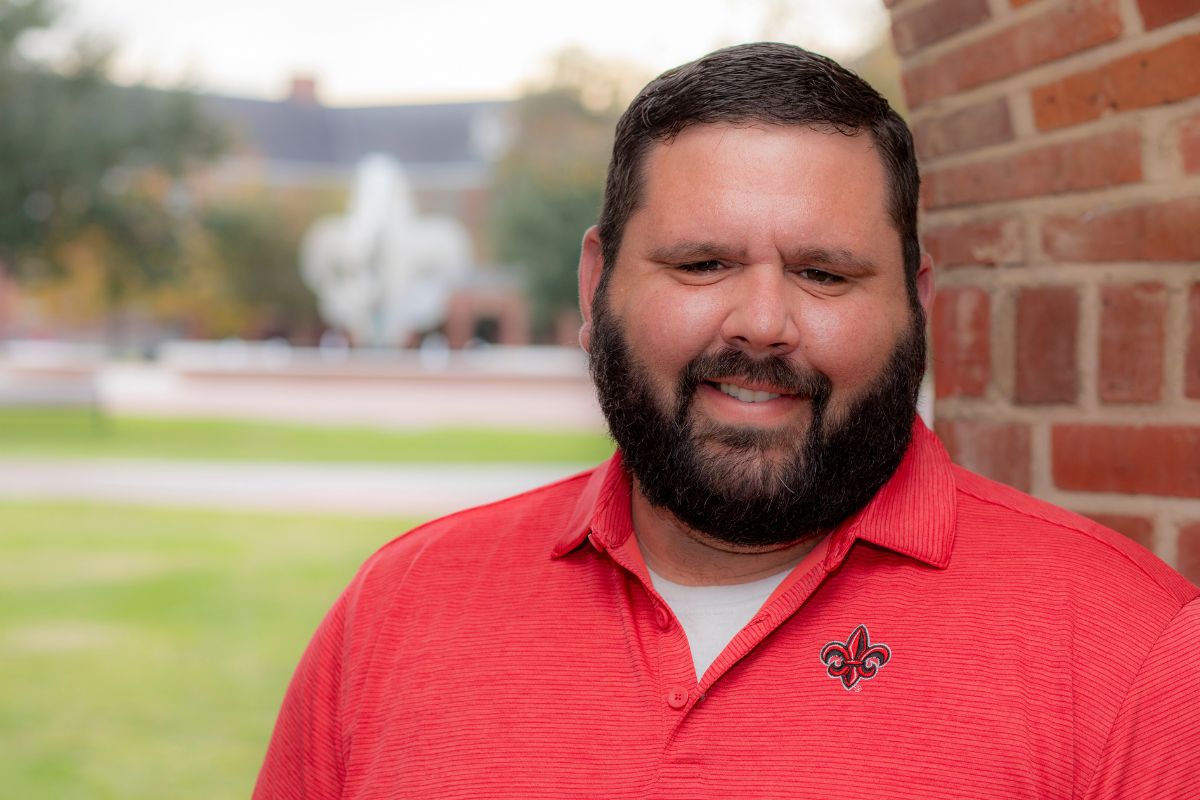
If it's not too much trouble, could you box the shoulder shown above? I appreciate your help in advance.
[341,465,600,609]
[1082,596,1200,796]
[941,465,1199,747]
[950,465,1198,608]
[290,465,606,721]
[367,465,597,565]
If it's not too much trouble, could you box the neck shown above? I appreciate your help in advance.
[631,483,822,586]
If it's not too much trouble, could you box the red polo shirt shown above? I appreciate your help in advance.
[255,422,1200,799]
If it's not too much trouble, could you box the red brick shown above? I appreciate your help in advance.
[1181,114,1200,174]
[1099,283,1167,403]
[935,419,1031,491]
[932,287,991,398]
[923,128,1142,209]
[1053,425,1200,497]
[1081,512,1156,549]
[1032,34,1200,131]
[1042,197,1200,262]
[1187,284,1200,398]
[1138,0,1200,30]
[892,0,991,56]
[1180,521,1200,585]
[903,0,1124,108]
[922,218,1023,268]
[913,97,1015,159]
[1016,286,1079,404]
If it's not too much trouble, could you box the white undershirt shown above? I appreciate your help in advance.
[647,566,790,681]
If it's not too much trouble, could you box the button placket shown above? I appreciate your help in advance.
[653,604,695,710]
[609,545,697,716]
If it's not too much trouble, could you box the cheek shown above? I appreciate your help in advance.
[799,302,906,386]
[620,286,725,369]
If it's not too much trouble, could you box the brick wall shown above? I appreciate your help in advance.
[884,0,1200,581]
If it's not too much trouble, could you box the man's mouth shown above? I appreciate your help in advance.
[710,381,791,404]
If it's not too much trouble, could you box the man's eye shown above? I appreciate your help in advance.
[677,260,724,273]
[798,268,844,284]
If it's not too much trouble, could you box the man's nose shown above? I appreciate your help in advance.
[719,266,801,355]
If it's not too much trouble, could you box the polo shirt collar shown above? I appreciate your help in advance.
[552,451,633,557]
[552,419,956,570]
[829,419,957,569]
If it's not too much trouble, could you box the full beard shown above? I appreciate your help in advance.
[588,300,926,548]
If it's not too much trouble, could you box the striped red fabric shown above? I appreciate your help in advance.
[254,421,1200,798]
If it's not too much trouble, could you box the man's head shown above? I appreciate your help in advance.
[595,42,922,310]
[579,43,931,549]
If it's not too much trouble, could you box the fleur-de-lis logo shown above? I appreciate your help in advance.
[820,625,891,691]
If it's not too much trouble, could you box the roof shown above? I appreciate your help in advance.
[200,94,512,174]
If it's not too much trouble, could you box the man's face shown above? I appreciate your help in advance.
[582,123,929,547]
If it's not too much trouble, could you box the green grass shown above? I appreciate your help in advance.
[0,501,418,799]
[0,408,612,463]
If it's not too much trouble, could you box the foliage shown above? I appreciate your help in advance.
[0,500,409,799]
[490,49,644,340]
[490,172,603,339]
[194,196,325,339]
[0,0,225,303]
[0,408,614,463]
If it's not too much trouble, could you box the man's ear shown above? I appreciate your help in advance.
[578,225,605,353]
[916,250,934,318]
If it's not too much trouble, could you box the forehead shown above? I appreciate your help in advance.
[629,123,896,262]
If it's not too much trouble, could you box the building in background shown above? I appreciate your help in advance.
[199,79,530,346]
[201,78,510,250]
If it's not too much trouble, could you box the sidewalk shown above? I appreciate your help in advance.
[0,458,594,517]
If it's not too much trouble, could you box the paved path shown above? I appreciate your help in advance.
[0,458,593,517]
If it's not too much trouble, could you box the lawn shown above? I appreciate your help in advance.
[0,501,419,800]
[0,408,613,463]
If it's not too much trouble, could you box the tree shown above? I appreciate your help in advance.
[196,196,325,340]
[489,49,646,341]
[0,0,224,307]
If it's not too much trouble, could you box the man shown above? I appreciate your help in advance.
[255,43,1200,799]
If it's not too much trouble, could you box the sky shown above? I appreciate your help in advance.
[33,0,889,106]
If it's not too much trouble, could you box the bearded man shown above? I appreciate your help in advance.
[255,43,1200,799]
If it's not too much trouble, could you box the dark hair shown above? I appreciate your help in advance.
[596,42,921,306]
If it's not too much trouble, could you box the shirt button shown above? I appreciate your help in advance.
[666,687,688,709]
[654,606,672,629]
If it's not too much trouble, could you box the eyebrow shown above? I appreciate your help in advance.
[785,246,879,275]
[647,241,879,274]
[647,241,746,263]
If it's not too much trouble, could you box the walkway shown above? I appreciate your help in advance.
[0,458,594,517]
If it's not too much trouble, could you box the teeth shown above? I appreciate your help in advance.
[719,383,781,403]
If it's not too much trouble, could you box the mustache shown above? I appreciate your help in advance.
[680,348,833,400]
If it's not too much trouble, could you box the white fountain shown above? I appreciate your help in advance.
[300,154,473,347]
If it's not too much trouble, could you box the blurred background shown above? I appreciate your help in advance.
[0,0,901,796]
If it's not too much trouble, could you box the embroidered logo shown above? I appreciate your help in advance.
[820,624,891,691]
